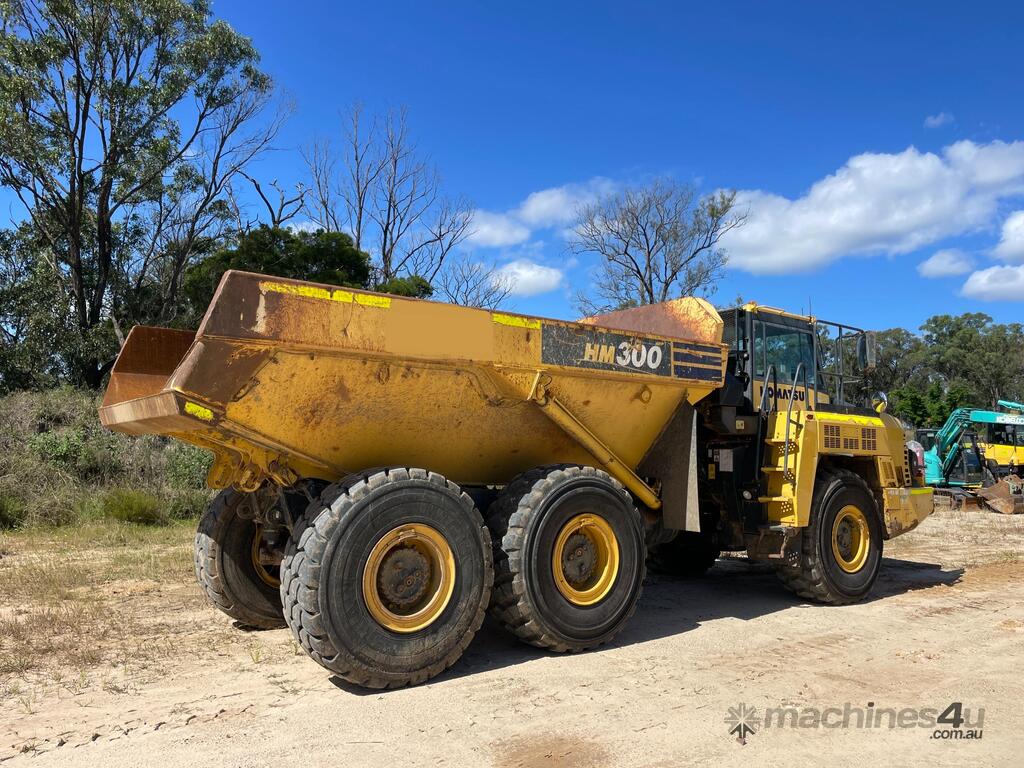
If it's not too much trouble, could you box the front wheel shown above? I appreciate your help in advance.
[776,468,883,604]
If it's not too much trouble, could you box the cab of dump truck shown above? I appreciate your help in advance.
[689,301,931,580]
[718,303,876,413]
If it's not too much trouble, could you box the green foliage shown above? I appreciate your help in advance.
[0,226,79,392]
[165,446,214,490]
[0,389,214,530]
[0,0,269,388]
[100,489,167,526]
[28,428,125,482]
[166,489,215,520]
[866,313,1024,427]
[376,275,434,298]
[920,313,1024,407]
[0,492,27,530]
[891,381,973,428]
[182,226,373,320]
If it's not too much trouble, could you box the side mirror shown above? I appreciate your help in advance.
[858,332,877,371]
[872,391,889,413]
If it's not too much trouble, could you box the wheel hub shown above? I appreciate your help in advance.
[361,523,457,634]
[561,532,597,585]
[377,546,430,609]
[551,513,621,606]
[831,505,869,574]
[835,521,853,558]
[251,524,284,588]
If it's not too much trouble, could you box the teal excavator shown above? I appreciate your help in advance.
[919,405,1024,513]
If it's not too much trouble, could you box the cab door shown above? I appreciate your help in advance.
[750,316,818,412]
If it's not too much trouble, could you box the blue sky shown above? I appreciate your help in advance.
[29,1,1024,331]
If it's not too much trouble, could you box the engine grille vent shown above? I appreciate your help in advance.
[861,428,878,452]
[824,424,841,449]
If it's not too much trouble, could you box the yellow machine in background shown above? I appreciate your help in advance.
[976,400,1024,475]
[100,272,933,689]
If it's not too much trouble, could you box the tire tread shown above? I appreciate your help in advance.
[194,490,285,629]
[485,464,645,652]
[775,467,880,605]
[280,468,492,689]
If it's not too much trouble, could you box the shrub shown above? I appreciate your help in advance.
[0,389,216,529]
[101,489,168,526]
[27,426,125,483]
[0,491,27,529]
[166,488,213,520]
[165,444,213,490]
[19,489,82,528]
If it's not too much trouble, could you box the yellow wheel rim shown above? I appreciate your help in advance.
[251,524,281,588]
[552,514,620,606]
[831,505,870,574]
[362,523,456,634]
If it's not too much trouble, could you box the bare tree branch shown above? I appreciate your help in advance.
[570,179,747,315]
[438,254,513,309]
[240,172,306,229]
[301,104,473,287]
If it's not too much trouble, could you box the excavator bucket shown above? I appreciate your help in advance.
[976,474,1024,515]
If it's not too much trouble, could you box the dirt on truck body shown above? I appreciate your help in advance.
[99,270,934,688]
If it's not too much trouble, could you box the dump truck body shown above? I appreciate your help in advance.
[101,271,726,498]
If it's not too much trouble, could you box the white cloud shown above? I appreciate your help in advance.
[722,140,1024,274]
[466,177,614,248]
[961,264,1024,301]
[917,248,974,278]
[924,112,954,129]
[466,210,531,248]
[495,259,564,296]
[516,178,616,227]
[994,210,1024,261]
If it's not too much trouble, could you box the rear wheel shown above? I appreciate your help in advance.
[194,489,287,629]
[280,468,492,689]
[486,465,645,652]
[776,468,883,604]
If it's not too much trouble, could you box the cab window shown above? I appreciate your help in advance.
[753,321,816,385]
[989,424,1024,446]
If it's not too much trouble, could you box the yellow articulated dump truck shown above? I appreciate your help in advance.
[99,271,934,688]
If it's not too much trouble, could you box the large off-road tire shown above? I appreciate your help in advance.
[776,468,883,605]
[486,465,646,652]
[648,531,720,577]
[280,468,492,689]
[194,489,287,629]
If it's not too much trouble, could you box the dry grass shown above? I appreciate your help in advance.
[0,517,306,715]
[0,519,201,698]
[887,506,1024,568]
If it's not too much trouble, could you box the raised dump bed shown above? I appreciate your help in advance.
[101,270,727,501]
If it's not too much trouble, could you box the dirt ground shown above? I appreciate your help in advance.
[2,507,1023,767]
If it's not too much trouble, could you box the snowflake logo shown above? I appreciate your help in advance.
[725,703,760,740]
